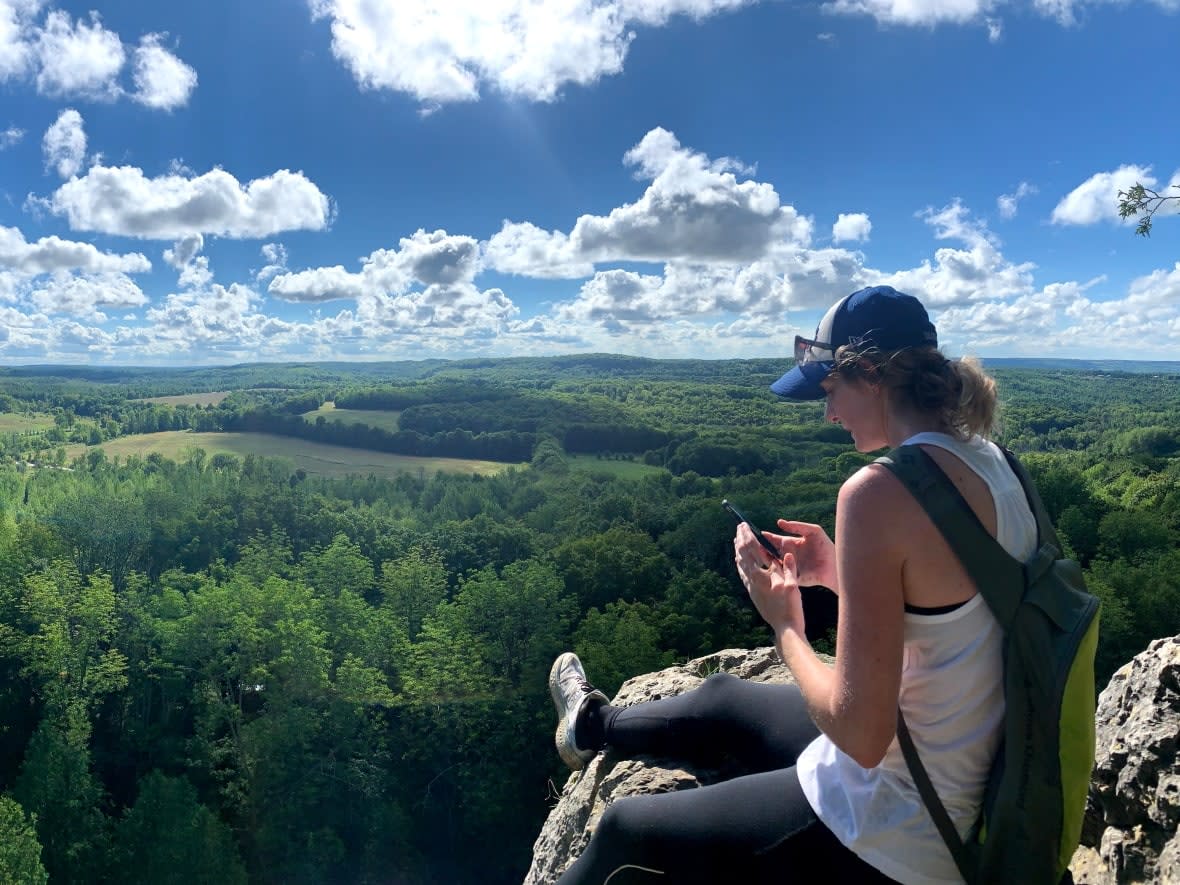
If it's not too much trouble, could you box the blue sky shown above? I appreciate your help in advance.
[0,0,1177,365]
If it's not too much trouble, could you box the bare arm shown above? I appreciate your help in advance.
[737,465,906,768]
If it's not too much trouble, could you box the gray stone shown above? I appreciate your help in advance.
[524,646,805,884]
[1077,636,1180,884]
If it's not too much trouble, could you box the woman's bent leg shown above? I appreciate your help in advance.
[602,673,819,772]
[554,766,897,885]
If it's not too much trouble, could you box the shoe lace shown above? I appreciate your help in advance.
[563,669,596,698]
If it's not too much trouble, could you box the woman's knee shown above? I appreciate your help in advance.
[695,671,742,702]
[588,793,727,884]
[562,797,666,884]
[594,795,654,848]
[685,671,749,719]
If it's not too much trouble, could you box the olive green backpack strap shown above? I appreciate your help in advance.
[879,444,1094,885]
[896,711,978,883]
[876,443,1026,885]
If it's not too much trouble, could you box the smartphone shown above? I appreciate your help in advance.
[721,499,784,560]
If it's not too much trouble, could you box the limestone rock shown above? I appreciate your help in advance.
[524,646,806,885]
[1074,636,1180,885]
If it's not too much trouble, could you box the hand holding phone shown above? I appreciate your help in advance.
[722,499,784,561]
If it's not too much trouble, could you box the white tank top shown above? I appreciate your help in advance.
[796,433,1037,885]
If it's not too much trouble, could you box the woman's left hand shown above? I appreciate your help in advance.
[734,524,806,636]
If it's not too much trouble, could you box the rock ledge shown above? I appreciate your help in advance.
[526,639,1180,885]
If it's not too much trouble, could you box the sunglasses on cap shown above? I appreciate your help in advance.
[794,335,837,367]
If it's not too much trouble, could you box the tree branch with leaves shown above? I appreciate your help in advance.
[1118,182,1180,236]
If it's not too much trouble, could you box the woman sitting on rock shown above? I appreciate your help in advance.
[547,286,1032,885]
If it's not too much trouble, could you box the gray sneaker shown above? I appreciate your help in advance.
[549,652,608,770]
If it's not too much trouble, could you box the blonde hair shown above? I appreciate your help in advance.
[832,345,999,440]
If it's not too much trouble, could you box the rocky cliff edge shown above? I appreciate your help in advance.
[526,637,1180,885]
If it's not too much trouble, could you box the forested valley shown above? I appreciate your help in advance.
[0,355,1178,884]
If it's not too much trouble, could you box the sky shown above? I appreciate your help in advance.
[0,0,1178,366]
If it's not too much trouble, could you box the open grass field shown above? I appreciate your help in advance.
[567,454,664,480]
[302,402,402,433]
[0,413,56,433]
[65,431,519,478]
[139,392,231,406]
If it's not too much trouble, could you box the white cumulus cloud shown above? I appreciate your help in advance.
[546,245,868,336]
[268,228,520,334]
[934,281,1086,343]
[33,9,124,100]
[42,107,86,177]
[997,181,1036,219]
[569,128,809,263]
[875,200,1035,306]
[825,0,1180,31]
[130,33,197,109]
[163,233,204,269]
[832,212,871,243]
[1125,261,1180,307]
[483,222,595,279]
[398,228,482,285]
[39,164,333,239]
[0,224,150,273]
[825,0,998,26]
[269,229,480,303]
[142,282,290,359]
[256,242,289,282]
[309,0,755,104]
[558,268,667,329]
[488,128,811,277]
[0,2,197,107]
[1,124,24,148]
[0,0,40,81]
[0,303,53,357]
[1051,165,1152,226]
[1052,165,1179,227]
[1034,0,1081,23]
[268,265,367,303]
[30,270,148,319]
[163,234,213,289]
[937,266,1180,357]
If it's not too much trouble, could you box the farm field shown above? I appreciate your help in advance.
[65,431,517,478]
[0,413,55,432]
[567,454,663,480]
[138,391,231,406]
[302,402,402,432]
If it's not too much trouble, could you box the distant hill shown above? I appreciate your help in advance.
[1,355,1176,392]
[984,358,1180,374]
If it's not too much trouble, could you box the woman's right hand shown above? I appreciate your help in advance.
[768,521,838,593]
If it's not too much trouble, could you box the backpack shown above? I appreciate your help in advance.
[875,444,1100,885]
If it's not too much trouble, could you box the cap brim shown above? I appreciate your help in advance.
[769,360,832,400]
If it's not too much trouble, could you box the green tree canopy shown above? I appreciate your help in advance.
[0,795,47,885]
[114,773,247,885]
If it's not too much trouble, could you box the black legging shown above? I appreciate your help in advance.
[556,673,900,884]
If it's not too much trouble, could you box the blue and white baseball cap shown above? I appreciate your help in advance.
[770,286,938,400]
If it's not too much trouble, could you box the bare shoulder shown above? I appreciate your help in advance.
[838,461,914,518]
[839,451,987,609]
[834,462,928,560]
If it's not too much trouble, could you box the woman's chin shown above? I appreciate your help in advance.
[851,434,885,454]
